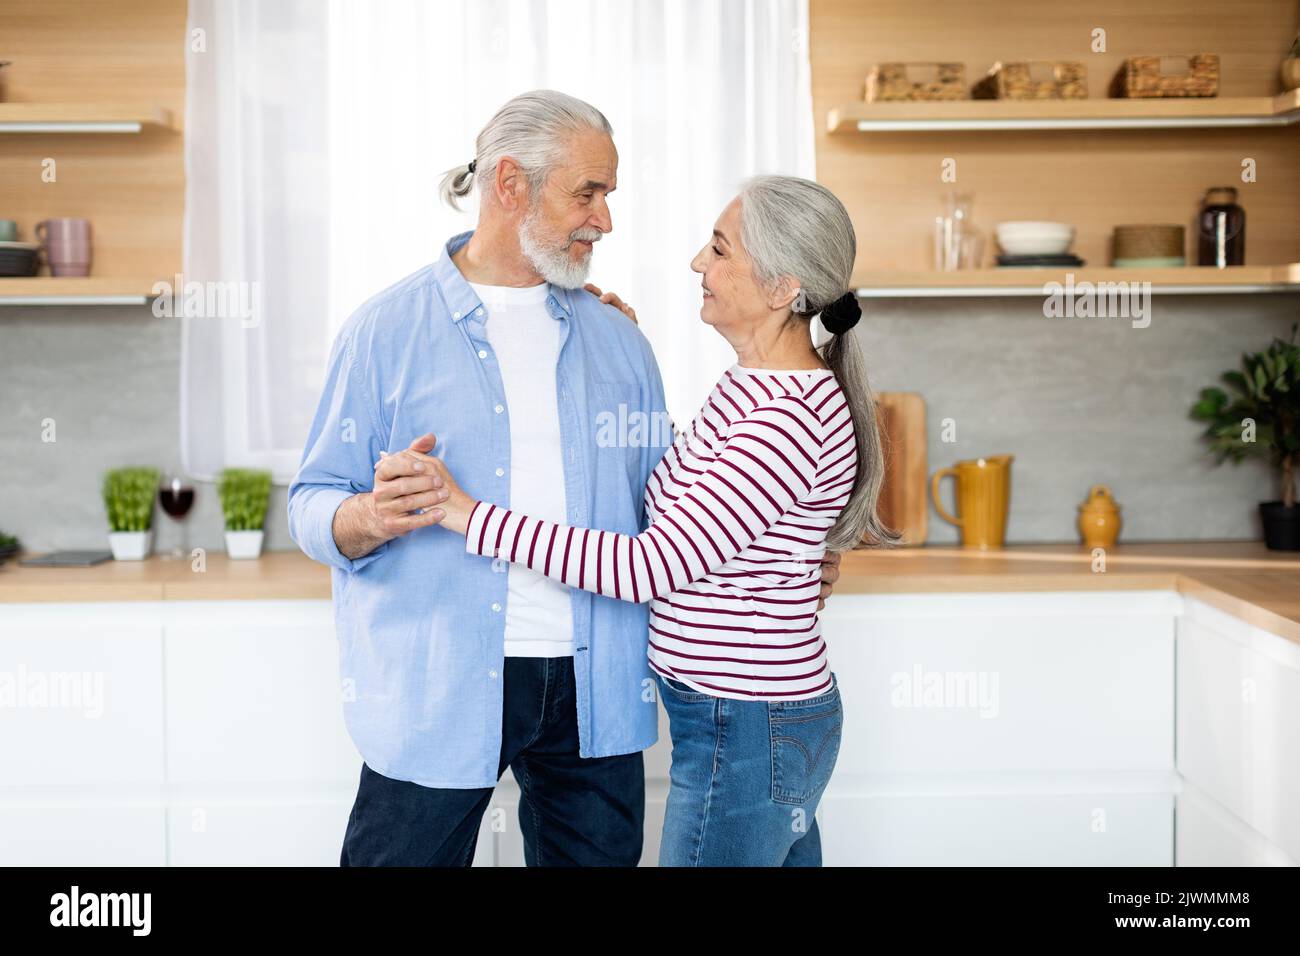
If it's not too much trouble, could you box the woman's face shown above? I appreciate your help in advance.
[691,197,779,334]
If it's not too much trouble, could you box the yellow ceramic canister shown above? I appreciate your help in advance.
[1077,485,1122,549]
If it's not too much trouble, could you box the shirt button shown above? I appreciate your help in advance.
[489,669,498,679]
[495,467,504,477]
[478,349,487,359]
[491,558,506,573]
[453,311,461,319]
[491,602,502,612]
[494,404,504,414]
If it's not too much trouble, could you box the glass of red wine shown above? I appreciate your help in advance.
[159,470,196,559]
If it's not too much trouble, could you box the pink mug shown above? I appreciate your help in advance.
[36,219,93,277]
[35,218,92,242]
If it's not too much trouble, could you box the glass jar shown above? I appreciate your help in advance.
[1197,187,1245,267]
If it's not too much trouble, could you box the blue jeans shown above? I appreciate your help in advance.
[655,671,843,867]
[340,656,644,866]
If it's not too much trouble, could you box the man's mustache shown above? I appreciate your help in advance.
[570,228,603,244]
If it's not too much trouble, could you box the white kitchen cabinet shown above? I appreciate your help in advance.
[819,789,1174,866]
[0,603,166,787]
[822,591,1178,775]
[0,589,1294,866]
[1175,597,1300,864]
[0,805,165,866]
[817,591,1179,866]
[161,601,357,784]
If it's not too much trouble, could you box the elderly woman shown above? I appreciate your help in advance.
[428,175,895,866]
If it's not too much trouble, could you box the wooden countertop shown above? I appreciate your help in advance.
[837,541,1300,644]
[0,550,332,603]
[2,541,1297,643]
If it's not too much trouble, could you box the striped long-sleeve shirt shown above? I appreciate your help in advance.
[465,363,857,700]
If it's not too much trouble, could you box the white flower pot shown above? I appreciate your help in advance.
[108,530,153,561]
[225,529,264,560]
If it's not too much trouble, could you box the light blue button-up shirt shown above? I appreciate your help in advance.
[288,231,671,788]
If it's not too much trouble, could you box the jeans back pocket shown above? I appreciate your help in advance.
[768,681,843,806]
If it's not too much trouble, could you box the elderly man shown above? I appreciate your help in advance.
[288,89,841,867]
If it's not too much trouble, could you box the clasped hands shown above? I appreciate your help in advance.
[367,431,843,610]
[369,432,476,537]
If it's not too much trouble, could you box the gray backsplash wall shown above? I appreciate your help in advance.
[2,293,1298,554]
[1,304,290,555]
[853,292,1300,544]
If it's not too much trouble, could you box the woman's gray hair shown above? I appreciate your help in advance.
[737,174,901,551]
[439,90,613,211]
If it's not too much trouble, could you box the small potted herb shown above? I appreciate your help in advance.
[1191,325,1299,550]
[102,467,160,560]
[0,529,19,565]
[218,468,272,559]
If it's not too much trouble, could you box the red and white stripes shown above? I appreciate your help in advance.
[466,364,856,701]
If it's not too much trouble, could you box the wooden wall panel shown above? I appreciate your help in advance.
[0,0,186,280]
[810,0,1300,274]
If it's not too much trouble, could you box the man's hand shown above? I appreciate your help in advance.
[584,283,637,324]
[371,432,451,530]
[332,433,449,560]
[817,550,842,612]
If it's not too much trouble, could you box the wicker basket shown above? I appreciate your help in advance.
[972,61,1088,100]
[867,62,966,102]
[1113,224,1186,260]
[1109,54,1219,98]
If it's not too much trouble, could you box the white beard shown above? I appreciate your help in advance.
[519,206,598,289]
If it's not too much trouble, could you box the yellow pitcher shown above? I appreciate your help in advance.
[930,455,1014,550]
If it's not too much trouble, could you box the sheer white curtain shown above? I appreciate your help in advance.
[182,0,815,483]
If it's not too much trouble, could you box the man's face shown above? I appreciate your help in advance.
[518,130,618,288]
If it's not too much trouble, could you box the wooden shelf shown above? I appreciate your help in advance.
[0,103,174,133]
[0,277,161,306]
[853,264,1300,298]
[829,89,1300,133]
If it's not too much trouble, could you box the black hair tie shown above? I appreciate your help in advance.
[467,159,477,174]
[819,291,861,335]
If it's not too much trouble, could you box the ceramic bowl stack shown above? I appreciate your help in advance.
[0,241,40,277]
[995,221,1075,254]
[994,221,1083,267]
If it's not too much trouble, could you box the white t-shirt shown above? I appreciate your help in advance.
[468,280,575,658]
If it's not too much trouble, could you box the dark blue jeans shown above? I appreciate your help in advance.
[340,656,644,866]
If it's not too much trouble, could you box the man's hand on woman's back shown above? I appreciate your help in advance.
[818,550,842,611]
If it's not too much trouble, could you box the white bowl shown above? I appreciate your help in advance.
[996,221,1075,255]
[996,220,1073,235]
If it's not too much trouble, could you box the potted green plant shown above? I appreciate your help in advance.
[1191,325,1299,550]
[0,529,20,565]
[218,467,272,559]
[102,467,160,560]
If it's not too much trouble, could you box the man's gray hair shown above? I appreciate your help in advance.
[440,90,613,211]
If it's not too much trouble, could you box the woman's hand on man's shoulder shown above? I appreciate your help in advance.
[584,283,637,325]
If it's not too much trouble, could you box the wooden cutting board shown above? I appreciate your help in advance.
[873,392,928,545]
